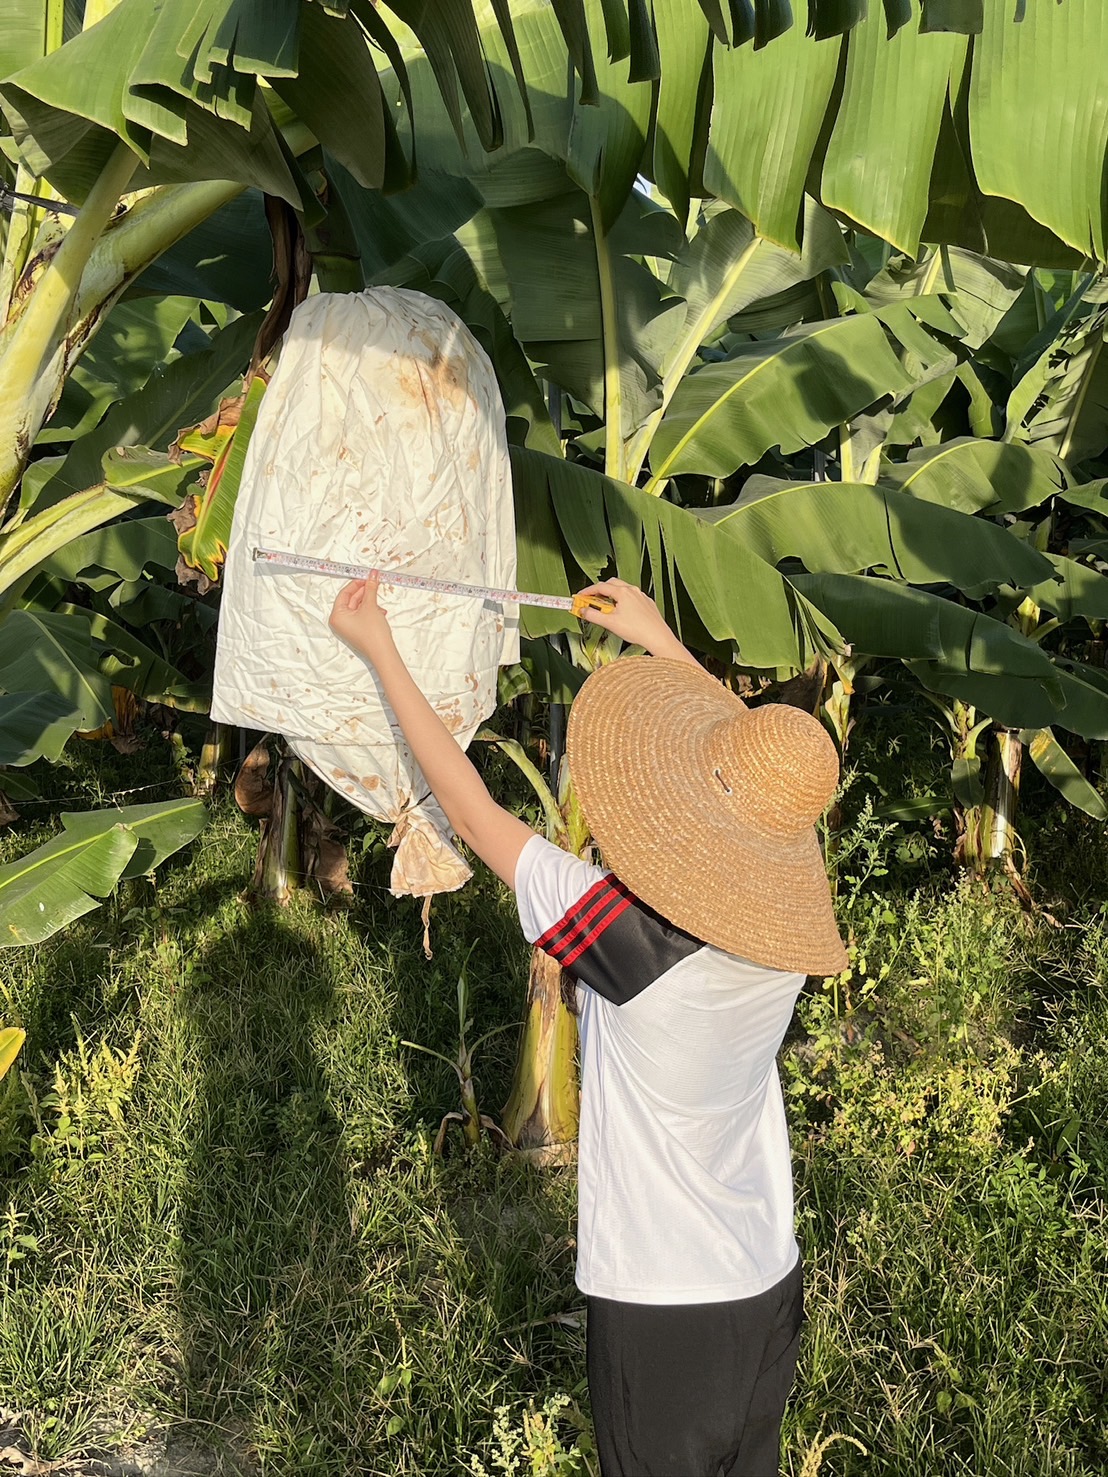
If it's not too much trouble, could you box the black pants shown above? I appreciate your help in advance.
[586,1259,804,1477]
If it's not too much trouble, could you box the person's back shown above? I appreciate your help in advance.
[326,574,847,1476]
[516,835,805,1304]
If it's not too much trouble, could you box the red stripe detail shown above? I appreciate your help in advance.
[549,888,626,963]
[551,882,624,954]
[537,876,636,965]
[560,894,632,967]
[535,875,613,953]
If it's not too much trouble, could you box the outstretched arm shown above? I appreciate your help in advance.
[327,576,698,887]
[329,577,534,888]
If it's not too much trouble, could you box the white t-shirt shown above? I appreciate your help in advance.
[514,833,804,1306]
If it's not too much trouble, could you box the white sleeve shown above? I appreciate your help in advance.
[513,834,608,945]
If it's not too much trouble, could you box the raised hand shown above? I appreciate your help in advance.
[328,575,393,662]
[576,579,699,666]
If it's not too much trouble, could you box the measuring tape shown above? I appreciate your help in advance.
[251,548,616,618]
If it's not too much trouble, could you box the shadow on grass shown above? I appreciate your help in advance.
[171,872,583,1476]
[176,907,359,1475]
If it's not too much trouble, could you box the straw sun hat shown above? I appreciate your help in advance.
[566,656,848,978]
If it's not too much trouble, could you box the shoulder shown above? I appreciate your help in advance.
[514,836,703,1006]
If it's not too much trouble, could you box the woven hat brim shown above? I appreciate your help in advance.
[566,657,848,977]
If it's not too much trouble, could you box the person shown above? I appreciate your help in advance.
[328,574,848,1477]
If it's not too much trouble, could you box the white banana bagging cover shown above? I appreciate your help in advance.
[211,287,519,898]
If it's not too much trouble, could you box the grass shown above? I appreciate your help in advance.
[1,731,1107,1475]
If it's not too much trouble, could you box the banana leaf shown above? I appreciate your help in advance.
[863,247,1027,353]
[0,796,207,948]
[1020,553,1108,623]
[467,182,687,439]
[0,7,308,207]
[651,0,711,221]
[511,446,844,667]
[795,571,1108,738]
[704,18,841,250]
[0,1028,25,1083]
[698,482,1053,598]
[879,438,1069,514]
[0,482,167,600]
[22,310,261,515]
[648,306,951,485]
[970,0,1108,263]
[0,691,82,766]
[1020,726,1108,821]
[123,191,272,311]
[1007,305,1108,467]
[821,9,968,255]
[41,515,179,585]
[0,609,113,731]
[176,371,266,582]
[38,295,200,443]
[55,604,199,709]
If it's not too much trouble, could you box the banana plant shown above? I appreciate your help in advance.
[0,795,207,947]
[0,0,620,517]
[476,630,611,1154]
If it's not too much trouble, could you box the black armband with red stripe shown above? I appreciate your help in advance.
[535,875,702,1005]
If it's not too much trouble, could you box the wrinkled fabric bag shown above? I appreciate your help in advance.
[212,287,518,898]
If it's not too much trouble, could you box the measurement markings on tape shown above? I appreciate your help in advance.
[251,548,615,617]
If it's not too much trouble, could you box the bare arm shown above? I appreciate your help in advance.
[329,577,534,888]
[326,576,697,888]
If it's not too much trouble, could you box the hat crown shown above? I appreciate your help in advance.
[710,704,839,835]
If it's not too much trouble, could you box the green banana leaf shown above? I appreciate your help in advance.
[38,295,200,443]
[54,604,200,709]
[176,371,266,582]
[263,4,387,189]
[820,9,967,255]
[0,0,606,206]
[0,0,61,79]
[460,182,686,439]
[704,17,841,251]
[1020,726,1108,821]
[1021,553,1108,623]
[969,0,1108,264]
[511,446,843,667]
[651,0,711,223]
[0,691,83,766]
[4,0,1082,277]
[0,482,167,600]
[124,191,272,311]
[648,306,951,485]
[1007,303,1108,467]
[863,247,1027,353]
[0,6,307,207]
[795,571,1108,739]
[22,310,261,515]
[699,482,1053,598]
[0,796,207,948]
[0,609,113,731]
[1053,478,1108,518]
[41,515,179,585]
[565,0,652,230]
[879,438,1069,514]
[668,202,849,367]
